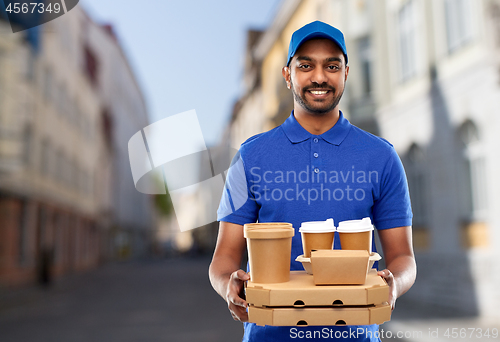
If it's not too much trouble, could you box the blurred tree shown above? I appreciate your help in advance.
[154,175,174,216]
[155,191,174,217]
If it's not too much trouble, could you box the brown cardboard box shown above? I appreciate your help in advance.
[248,303,391,326]
[311,250,370,285]
[296,252,381,275]
[246,270,388,307]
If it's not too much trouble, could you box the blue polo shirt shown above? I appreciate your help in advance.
[217,111,412,342]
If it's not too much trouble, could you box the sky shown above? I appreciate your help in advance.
[81,0,281,147]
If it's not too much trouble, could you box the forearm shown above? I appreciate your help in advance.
[209,255,241,301]
[385,254,416,298]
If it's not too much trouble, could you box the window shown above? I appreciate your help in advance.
[68,159,76,189]
[79,169,86,195]
[26,49,36,81]
[38,206,47,249]
[83,45,99,87]
[445,0,475,53]
[358,37,372,95]
[0,49,3,114]
[59,85,67,118]
[54,214,65,263]
[55,149,64,182]
[19,200,29,265]
[42,67,52,102]
[87,172,93,197]
[406,144,428,227]
[457,120,487,220]
[398,0,417,82]
[57,82,65,117]
[72,161,79,191]
[41,139,50,177]
[23,124,32,166]
[69,98,76,126]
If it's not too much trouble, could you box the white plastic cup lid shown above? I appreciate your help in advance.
[299,218,336,233]
[337,217,374,233]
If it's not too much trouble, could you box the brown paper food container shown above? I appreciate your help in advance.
[338,231,372,253]
[301,232,335,257]
[246,269,389,307]
[296,253,382,275]
[248,303,392,326]
[244,223,294,283]
[311,250,370,285]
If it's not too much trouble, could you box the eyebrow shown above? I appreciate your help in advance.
[326,57,343,63]
[296,56,343,64]
[297,56,313,62]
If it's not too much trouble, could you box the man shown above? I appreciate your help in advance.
[209,21,416,342]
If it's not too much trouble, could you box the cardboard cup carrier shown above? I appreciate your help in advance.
[244,223,294,283]
[299,219,335,258]
[337,217,373,253]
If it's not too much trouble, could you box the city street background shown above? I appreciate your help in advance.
[1,0,500,341]
[1,256,498,342]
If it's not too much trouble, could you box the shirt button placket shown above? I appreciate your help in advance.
[312,136,321,175]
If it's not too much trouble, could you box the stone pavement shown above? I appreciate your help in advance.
[380,297,500,342]
[1,256,498,342]
[0,256,244,342]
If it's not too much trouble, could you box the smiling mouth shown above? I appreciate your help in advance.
[309,90,329,95]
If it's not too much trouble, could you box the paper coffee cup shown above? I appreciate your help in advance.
[299,219,335,258]
[244,222,294,283]
[337,217,373,253]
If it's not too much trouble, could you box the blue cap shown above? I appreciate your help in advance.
[287,21,348,66]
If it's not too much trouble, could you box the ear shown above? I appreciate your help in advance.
[282,66,291,89]
[344,65,349,82]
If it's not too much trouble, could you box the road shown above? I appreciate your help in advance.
[0,256,244,342]
[1,256,498,342]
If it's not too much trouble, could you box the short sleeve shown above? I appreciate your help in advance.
[372,147,413,229]
[217,151,259,225]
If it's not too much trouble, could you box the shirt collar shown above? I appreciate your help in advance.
[281,110,351,146]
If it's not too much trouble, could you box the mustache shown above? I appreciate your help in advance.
[302,83,336,92]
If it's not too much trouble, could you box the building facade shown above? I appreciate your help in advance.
[229,0,500,319]
[0,5,155,288]
[372,0,500,319]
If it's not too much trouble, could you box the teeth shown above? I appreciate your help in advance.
[310,91,328,95]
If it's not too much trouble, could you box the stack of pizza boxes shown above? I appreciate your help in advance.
[244,219,391,327]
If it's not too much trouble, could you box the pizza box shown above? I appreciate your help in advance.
[246,270,388,307]
[248,303,391,326]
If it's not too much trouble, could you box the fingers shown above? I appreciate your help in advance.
[228,290,248,309]
[227,270,250,322]
[229,301,249,322]
[228,270,249,307]
[377,269,397,310]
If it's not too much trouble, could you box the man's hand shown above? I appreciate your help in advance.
[378,269,397,310]
[376,226,417,312]
[209,222,248,322]
[226,270,250,322]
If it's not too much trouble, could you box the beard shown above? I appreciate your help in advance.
[291,80,344,116]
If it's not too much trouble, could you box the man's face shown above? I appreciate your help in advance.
[283,38,349,115]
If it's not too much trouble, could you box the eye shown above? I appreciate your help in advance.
[327,65,340,70]
[299,64,311,69]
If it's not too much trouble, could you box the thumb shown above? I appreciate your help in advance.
[377,269,393,282]
[233,270,250,282]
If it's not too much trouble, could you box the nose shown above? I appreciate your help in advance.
[310,67,328,85]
